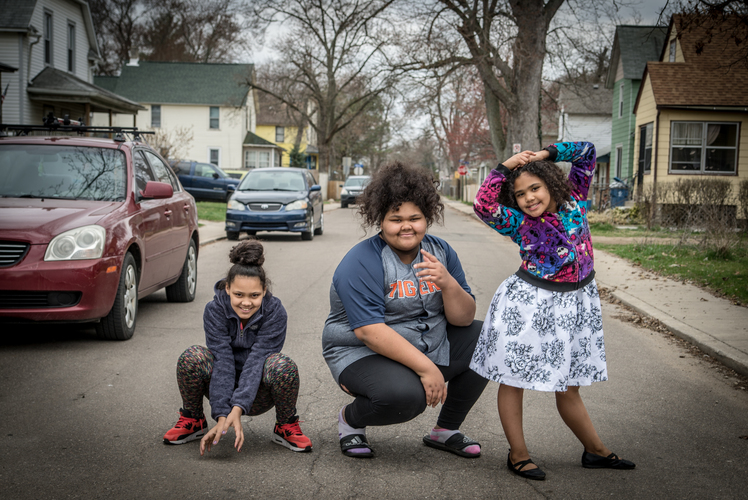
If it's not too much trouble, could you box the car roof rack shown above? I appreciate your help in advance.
[0,112,155,142]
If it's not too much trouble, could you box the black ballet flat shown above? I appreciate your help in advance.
[507,452,546,480]
[582,450,636,469]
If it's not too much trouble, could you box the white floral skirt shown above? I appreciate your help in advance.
[470,274,607,392]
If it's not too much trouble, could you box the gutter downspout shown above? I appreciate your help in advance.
[650,108,661,227]
[27,26,41,84]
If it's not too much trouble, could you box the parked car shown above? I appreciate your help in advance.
[225,167,323,241]
[339,175,371,208]
[223,169,249,180]
[170,160,240,202]
[0,122,199,340]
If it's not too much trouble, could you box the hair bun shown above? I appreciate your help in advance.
[229,240,265,267]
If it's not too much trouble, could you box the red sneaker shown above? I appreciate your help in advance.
[163,408,207,445]
[272,416,312,452]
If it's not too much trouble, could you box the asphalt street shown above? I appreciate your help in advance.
[1,206,747,499]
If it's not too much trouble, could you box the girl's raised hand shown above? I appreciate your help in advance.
[503,150,535,170]
[413,249,452,291]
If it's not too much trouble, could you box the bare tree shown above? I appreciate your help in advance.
[397,0,635,160]
[248,0,400,174]
[89,0,144,75]
[147,126,195,161]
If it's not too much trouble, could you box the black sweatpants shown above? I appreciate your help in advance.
[338,319,488,430]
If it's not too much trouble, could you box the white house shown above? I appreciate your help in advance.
[0,0,142,125]
[93,57,258,169]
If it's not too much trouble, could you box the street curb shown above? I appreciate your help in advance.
[608,287,748,378]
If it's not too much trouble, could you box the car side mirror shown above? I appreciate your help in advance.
[212,173,220,179]
[140,181,173,199]
[310,185,321,192]
[339,184,344,187]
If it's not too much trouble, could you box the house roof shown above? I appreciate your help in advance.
[605,25,667,88]
[0,61,18,72]
[558,85,613,115]
[243,131,282,148]
[94,61,253,106]
[28,66,145,114]
[0,0,37,31]
[635,14,748,111]
[256,91,303,126]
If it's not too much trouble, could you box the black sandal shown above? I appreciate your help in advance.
[339,434,374,458]
[507,451,546,480]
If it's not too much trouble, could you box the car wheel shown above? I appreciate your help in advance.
[341,201,348,209]
[314,212,324,235]
[166,239,197,303]
[227,231,240,241]
[96,252,138,340]
[301,217,314,241]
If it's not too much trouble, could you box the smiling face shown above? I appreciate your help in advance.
[513,172,558,217]
[379,201,428,264]
[226,275,266,321]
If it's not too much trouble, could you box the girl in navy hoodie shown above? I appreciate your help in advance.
[163,240,312,454]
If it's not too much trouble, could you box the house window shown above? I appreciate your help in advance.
[669,40,676,62]
[615,145,623,178]
[209,107,219,129]
[67,23,75,72]
[670,121,739,174]
[275,126,284,142]
[638,123,653,175]
[209,148,220,167]
[259,151,270,168]
[151,105,161,128]
[618,83,624,118]
[44,11,53,65]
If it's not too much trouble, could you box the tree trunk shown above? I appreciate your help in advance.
[483,83,506,161]
[505,1,549,159]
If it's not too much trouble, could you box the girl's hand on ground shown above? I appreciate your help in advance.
[200,418,226,456]
[199,407,244,456]
[503,150,534,170]
[419,365,447,408]
[414,249,452,290]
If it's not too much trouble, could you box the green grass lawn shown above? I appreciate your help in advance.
[589,222,695,239]
[196,201,226,222]
[596,242,748,305]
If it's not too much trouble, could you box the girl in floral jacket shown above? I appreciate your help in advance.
[470,142,634,480]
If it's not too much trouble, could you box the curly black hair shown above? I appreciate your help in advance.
[356,161,444,230]
[218,239,271,290]
[498,160,573,211]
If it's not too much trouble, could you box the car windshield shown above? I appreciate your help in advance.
[0,145,127,201]
[345,177,370,188]
[239,171,306,191]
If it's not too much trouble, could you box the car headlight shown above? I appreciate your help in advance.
[286,200,308,211]
[45,225,106,261]
[227,199,246,211]
[341,188,349,195]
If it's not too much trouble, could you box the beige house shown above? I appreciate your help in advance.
[633,14,748,221]
[94,59,255,169]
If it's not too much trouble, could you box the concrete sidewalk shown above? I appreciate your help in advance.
[441,197,748,378]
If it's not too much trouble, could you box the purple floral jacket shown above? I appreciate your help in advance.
[473,142,597,291]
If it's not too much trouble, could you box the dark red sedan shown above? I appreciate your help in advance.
[0,130,199,340]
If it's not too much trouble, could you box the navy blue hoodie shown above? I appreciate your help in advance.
[203,280,287,420]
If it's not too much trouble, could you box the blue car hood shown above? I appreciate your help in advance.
[232,190,306,204]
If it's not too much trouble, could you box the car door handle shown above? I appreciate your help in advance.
[164,209,173,217]
[183,205,190,212]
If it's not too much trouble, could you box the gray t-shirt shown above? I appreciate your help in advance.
[322,233,473,383]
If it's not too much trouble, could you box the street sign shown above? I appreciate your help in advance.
[458,164,468,175]
[353,163,363,175]
[513,143,521,153]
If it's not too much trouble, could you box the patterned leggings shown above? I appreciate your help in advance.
[176,345,299,424]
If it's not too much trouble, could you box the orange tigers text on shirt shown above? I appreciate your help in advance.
[388,279,441,298]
